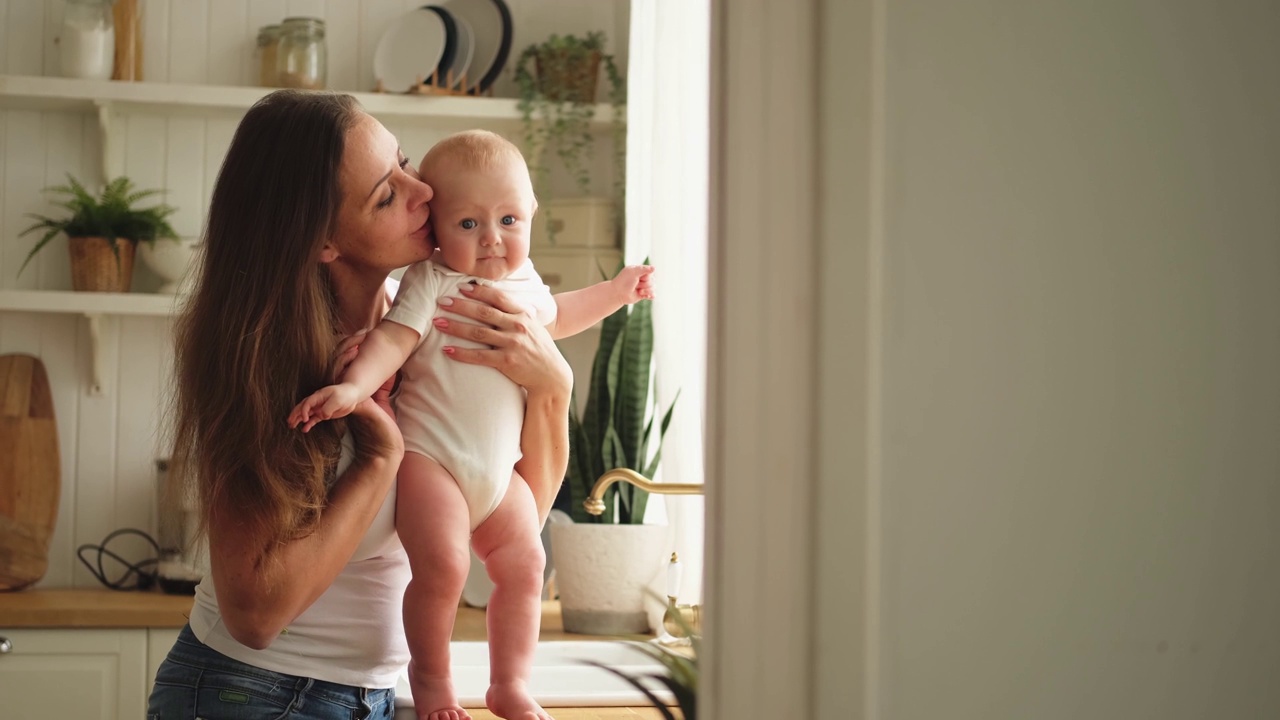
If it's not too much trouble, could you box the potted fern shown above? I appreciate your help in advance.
[18,174,178,292]
[514,31,626,244]
[550,286,679,635]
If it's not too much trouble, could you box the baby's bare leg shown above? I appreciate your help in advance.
[471,472,551,720]
[397,452,473,720]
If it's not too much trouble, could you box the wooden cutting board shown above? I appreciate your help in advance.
[0,354,61,591]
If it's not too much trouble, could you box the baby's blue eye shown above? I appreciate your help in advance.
[460,219,476,230]
[501,215,516,225]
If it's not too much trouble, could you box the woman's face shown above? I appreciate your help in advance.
[326,113,434,273]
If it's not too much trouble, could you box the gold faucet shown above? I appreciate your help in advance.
[583,468,704,515]
[583,470,706,646]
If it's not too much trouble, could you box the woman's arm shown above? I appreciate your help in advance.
[210,384,403,649]
[433,283,573,524]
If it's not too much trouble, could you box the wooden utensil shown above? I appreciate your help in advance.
[0,354,61,591]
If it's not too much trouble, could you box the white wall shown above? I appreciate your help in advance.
[0,0,629,589]
[876,1,1280,718]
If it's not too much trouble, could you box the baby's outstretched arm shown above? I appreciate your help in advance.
[288,320,420,432]
[548,264,654,339]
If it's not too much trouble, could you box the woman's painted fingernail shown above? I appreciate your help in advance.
[459,283,475,292]
[443,346,456,355]
[438,297,453,306]
[433,318,448,328]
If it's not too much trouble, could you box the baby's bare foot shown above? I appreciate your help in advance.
[408,665,471,720]
[486,680,553,720]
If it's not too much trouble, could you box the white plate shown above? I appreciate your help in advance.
[374,8,448,92]
[435,0,511,93]
[430,5,475,89]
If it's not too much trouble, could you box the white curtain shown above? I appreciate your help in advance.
[626,0,710,614]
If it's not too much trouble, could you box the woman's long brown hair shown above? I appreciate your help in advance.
[168,90,361,569]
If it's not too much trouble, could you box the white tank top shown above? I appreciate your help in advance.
[189,280,412,688]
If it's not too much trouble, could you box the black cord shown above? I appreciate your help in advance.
[76,528,161,591]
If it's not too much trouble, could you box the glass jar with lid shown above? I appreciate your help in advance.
[59,0,115,80]
[276,17,326,90]
[256,24,282,87]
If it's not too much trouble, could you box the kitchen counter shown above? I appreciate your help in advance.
[0,590,646,642]
[0,591,676,717]
[0,588,193,628]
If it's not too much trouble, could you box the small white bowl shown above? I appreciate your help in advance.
[139,238,201,294]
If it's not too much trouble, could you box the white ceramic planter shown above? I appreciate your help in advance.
[549,522,668,635]
[139,239,200,294]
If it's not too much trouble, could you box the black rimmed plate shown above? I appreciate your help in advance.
[434,0,511,94]
[426,4,474,89]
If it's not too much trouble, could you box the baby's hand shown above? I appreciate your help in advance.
[612,265,655,304]
[288,383,364,433]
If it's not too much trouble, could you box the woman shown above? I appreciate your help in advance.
[147,90,571,719]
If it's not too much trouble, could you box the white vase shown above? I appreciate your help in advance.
[139,239,200,294]
[549,522,668,635]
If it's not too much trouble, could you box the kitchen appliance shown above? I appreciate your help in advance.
[154,458,206,594]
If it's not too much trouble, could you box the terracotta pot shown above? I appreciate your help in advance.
[68,236,136,292]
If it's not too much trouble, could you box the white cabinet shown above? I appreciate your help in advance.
[0,628,148,720]
[0,626,184,719]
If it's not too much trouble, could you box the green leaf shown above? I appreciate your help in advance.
[563,261,679,524]
[15,173,180,278]
[616,300,653,469]
[642,397,680,479]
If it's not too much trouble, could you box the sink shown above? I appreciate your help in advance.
[393,640,671,715]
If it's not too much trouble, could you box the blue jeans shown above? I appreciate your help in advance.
[148,625,395,720]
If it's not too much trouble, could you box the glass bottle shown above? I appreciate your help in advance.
[60,0,115,81]
[256,25,282,87]
[276,17,327,90]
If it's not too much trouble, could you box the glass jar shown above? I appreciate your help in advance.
[256,24,282,87]
[276,17,326,90]
[60,0,115,80]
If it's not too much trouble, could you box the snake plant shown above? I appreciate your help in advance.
[566,289,678,524]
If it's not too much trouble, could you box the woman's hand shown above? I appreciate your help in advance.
[434,283,572,398]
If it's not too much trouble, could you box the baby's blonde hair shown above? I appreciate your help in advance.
[422,129,528,175]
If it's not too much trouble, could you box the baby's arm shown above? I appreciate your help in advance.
[547,265,654,340]
[288,320,420,432]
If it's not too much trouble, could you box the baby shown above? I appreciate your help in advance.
[289,129,653,720]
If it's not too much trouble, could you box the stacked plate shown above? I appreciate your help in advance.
[373,0,512,94]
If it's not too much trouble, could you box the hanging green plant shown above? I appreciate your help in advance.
[514,31,626,244]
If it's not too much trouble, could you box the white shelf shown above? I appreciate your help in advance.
[0,74,617,125]
[0,289,178,316]
[0,290,179,396]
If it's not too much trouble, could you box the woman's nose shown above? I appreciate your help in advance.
[411,177,433,205]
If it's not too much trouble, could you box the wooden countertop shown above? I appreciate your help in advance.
[0,590,649,643]
[0,588,194,628]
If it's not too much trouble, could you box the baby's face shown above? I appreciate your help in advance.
[421,155,535,281]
